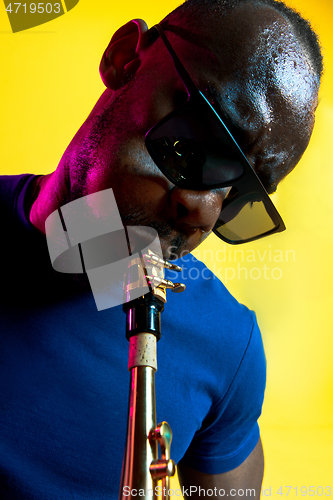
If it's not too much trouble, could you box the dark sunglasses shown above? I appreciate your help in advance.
[145,24,286,245]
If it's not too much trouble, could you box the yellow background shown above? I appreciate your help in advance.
[0,0,332,496]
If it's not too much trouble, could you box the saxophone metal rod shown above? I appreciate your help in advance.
[119,253,184,500]
[119,365,158,500]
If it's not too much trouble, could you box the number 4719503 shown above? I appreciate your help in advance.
[6,3,61,14]
[277,486,331,496]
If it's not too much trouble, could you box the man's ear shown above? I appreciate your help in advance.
[99,19,149,90]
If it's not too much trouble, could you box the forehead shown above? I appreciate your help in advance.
[169,5,317,109]
[164,4,318,181]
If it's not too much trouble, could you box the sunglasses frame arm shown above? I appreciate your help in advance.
[151,24,200,99]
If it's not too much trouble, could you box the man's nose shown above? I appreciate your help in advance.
[169,187,227,233]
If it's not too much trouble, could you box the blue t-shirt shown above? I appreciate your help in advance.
[0,175,266,499]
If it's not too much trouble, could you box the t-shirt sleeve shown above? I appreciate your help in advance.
[179,315,266,474]
[0,174,37,230]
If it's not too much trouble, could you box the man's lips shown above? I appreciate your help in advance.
[160,224,211,258]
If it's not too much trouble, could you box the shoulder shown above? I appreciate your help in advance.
[163,253,265,400]
[164,256,266,473]
[164,254,257,339]
[0,173,34,201]
[0,174,37,227]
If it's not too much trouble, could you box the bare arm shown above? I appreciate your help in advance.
[177,438,264,500]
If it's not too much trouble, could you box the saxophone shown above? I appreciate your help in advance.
[119,250,185,500]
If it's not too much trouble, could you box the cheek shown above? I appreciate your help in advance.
[121,174,171,210]
[116,136,166,182]
[109,144,172,211]
[128,64,187,133]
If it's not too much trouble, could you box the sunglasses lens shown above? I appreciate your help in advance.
[214,192,278,243]
[146,103,244,189]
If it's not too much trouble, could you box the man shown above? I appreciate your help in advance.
[0,0,322,498]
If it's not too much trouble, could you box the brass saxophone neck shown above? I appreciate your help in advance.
[119,251,184,500]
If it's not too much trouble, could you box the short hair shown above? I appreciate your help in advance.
[164,0,323,82]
